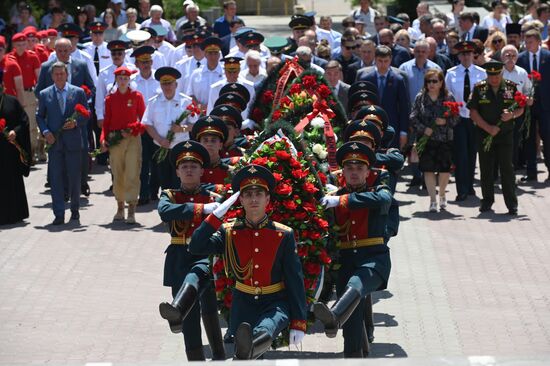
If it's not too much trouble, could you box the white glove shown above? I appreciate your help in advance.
[203,202,220,214]
[289,329,305,345]
[325,184,338,193]
[241,118,258,131]
[213,192,240,219]
[320,196,340,208]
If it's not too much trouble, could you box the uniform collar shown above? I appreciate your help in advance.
[180,184,202,195]
[345,183,367,193]
[244,215,269,229]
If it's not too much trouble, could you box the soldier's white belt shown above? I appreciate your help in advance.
[235,281,285,295]
[338,237,384,250]
[171,237,192,245]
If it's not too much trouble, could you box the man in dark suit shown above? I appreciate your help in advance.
[220,18,244,56]
[459,12,488,43]
[325,60,351,117]
[356,45,410,148]
[35,37,95,196]
[516,29,550,182]
[36,61,89,225]
[335,36,361,84]
[378,28,412,68]
[346,39,376,83]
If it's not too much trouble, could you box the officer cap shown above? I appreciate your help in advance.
[57,23,81,38]
[234,27,255,40]
[152,25,168,37]
[454,41,476,53]
[201,36,222,52]
[220,82,251,103]
[263,36,288,54]
[348,91,379,112]
[90,21,107,33]
[289,15,313,30]
[355,104,389,132]
[108,40,128,51]
[242,31,264,47]
[180,20,199,34]
[344,119,382,147]
[170,140,210,168]
[210,104,243,129]
[126,30,151,43]
[232,164,276,193]
[304,11,317,23]
[222,56,243,72]
[505,23,521,36]
[483,60,504,75]
[215,92,247,111]
[114,66,136,77]
[349,80,377,97]
[154,67,181,84]
[336,141,376,167]
[388,16,405,25]
[130,45,155,61]
[140,27,158,37]
[191,116,229,142]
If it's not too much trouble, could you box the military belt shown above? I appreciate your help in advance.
[171,237,191,245]
[235,281,285,295]
[338,237,384,250]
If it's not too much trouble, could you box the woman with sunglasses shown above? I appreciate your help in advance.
[472,38,492,66]
[485,31,507,60]
[411,69,460,212]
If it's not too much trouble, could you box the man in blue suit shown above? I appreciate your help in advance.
[516,29,550,182]
[356,45,410,149]
[35,37,95,196]
[36,61,89,225]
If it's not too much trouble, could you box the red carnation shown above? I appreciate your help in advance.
[319,249,332,264]
[80,85,92,97]
[289,83,302,95]
[212,259,224,274]
[252,156,268,166]
[513,91,527,107]
[273,172,283,181]
[251,107,264,122]
[275,182,293,195]
[295,211,308,220]
[261,90,274,104]
[304,278,314,290]
[289,158,301,169]
[318,172,328,185]
[280,96,292,107]
[297,244,309,257]
[275,150,291,160]
[300,230,310,239]
[318,84,332,98]
[302,75,318,90]
[315,217,329,230]
[303,182,319,194]
[128,121,146,136]
[291,169,308,179]
[0,118,6,132]
[309,231,321,240]
[528,70,542,81]
[304,262,321,275]
[272,110,282,121]
[74,103,91,119]
[283,200,297,210]
[302,201,317,212]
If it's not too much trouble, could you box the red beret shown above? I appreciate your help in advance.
[47,29,58,37]
[114,66,136,76]
[12,33,27,43]
[36,30,47,39]
[23,26,38,37]
[0,36,5,48]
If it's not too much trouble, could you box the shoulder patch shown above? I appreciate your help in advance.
[272,222,292,233]
[475,80,487,86]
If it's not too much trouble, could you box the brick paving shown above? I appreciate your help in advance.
[2,158,550,364]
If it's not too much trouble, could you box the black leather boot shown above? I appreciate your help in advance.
[159,283,197,333]
[234,322,272,360]
[201,311,226,360]
[313,286,361,338]
[364,294,375,343]
[185,346,206,361]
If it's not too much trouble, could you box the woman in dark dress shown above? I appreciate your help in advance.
[0,92,31,225]
[410,69,459,212]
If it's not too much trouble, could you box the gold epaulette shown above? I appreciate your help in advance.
[208,190,223,200]
[272,221,292,233]
[164,189,176,203]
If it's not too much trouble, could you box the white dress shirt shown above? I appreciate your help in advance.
[206,77,256,119]
[528,47,542,72]
[142,92,197,147]
[445,63,487,118]
[239,68,267,87]
[503,65,531,94]
[82,41,111,73]
[185,63,224,105]
[174,56,204,95]
[131,71,162,103]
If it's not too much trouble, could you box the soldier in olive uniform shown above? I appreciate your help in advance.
[157,141,226,361]
[467,61,524,215]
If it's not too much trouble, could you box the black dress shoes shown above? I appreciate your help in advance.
[137,197,150,206]
[520,175,536,182]
[70,210,80,220]
[455,194,468,202]
[479,200,493,212]
[81,183,90,197]
[52,217,64,225]
[508,208,518,215]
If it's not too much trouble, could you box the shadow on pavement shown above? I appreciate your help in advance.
[412,210,464,220]
[369,342,408,357]
[97,222,146,231]
[472,212,530,222]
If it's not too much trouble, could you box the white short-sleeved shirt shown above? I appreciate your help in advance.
[445,64,487,118]
[185,64,224,105]
[503,65,532,95]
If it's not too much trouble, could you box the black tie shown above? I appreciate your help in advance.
[463,68,470,103]
[94,46,99,75]
[532,53,538,72]
[196,61,200,68]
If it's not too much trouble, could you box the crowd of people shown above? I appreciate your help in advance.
[0,0,549,361]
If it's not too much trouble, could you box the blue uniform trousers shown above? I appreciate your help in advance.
[139,133,160,199]
[453,118,477,196]
[48,148,81,218]
[525,111,550,177]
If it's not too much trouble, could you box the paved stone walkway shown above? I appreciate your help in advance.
[1,157,550,364]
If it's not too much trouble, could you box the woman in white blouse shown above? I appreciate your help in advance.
[480,0,512,33]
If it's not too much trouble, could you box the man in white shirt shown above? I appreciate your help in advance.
[83,22,111,76]
[139,5,176,43]
[445,41,487,201]
[349,0,379,37]
[152,25,176,66]
[186,37,225,108]
[239,50,267,86]
[175,31,208,96]
[316,16,342,50]
[143,66,197,189]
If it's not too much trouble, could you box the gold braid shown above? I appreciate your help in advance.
[224,224,253,281]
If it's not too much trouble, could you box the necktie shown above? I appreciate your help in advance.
[532,53,538,72]
[378,75,386,100]
[196,61,200,68]
[94,46,100,75]
[463,68,470,103]
[57,88,65,114]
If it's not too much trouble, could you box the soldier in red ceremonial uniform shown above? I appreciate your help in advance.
[190,165,307,360]
[100,66,146,224]
[314,142,393,358]
[158,141,226,361]
[190,116,231,185]
[209,104,245,158]
[11,32,41,163]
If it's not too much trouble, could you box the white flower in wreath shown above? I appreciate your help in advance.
[312,143,324,155]
[311,117,325,128]
[318,150,328,159]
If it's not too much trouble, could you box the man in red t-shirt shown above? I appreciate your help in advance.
[0,36,25,104]
[11,32,42,162]
[23,26,50,63]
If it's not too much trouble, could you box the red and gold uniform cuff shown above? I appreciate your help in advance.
[339,194,349,208]
[193,203,204,222]
[205,213,223,230]
[290,319,307,332]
